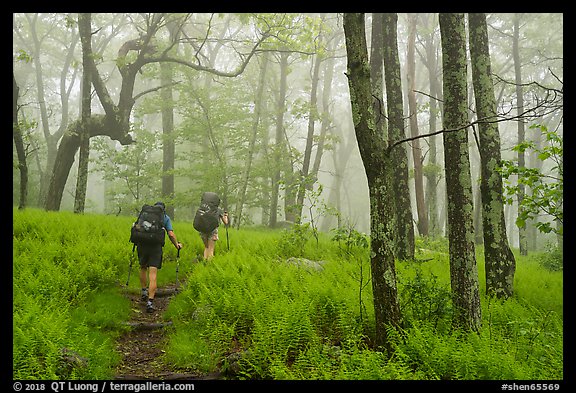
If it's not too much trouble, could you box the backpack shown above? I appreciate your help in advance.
[130,204,166,246]
[193,192,221,234]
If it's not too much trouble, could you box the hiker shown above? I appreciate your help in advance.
[133,201,182,313]
[193,192,229,261]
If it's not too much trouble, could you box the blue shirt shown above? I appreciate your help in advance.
[164,214,173,231]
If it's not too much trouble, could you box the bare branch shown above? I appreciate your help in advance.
[387,98,555,153]
[133,81,181,101]
[148,31,270,78]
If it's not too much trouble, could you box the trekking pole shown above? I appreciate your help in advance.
[175,248,180,289]
[225,212,230,251]
[225,224,230,251]
[126,244,135,287]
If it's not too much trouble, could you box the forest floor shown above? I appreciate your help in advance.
[113,281,222,380]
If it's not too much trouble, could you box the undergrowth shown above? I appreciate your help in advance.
[13,208,563,380]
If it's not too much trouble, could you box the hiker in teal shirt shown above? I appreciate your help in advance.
[138,201,183,313]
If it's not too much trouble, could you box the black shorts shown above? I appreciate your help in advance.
[137,244,163,269]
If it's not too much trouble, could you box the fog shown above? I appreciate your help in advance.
[13,13,563,248]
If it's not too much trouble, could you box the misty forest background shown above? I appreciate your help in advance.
[13,13,563,380]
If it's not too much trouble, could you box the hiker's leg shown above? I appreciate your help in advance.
[203,241,209,259]
[148,267,158,299]
[207,229,219,259]
[202,236,211,259]
[139,266,148,288]
[206,239,216,260]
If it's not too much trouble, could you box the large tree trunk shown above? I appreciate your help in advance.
[439,13,482,332]
[469,13,516,299]
[382,13,415,260]
[406,13,429,237]
[45,116,134,211]
[13,73,28,210]
[343,13,402,351]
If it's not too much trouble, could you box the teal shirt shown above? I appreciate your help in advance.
[163,214,173,231]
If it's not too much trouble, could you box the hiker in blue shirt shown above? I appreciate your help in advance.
[138,201,182,313]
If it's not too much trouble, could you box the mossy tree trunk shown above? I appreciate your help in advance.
[439,13,482,332]
[343,13,402,351]
[74,13,92,214]
[382,13,415,261]
[468,13,516,299]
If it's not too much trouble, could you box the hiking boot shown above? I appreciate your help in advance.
[141,288,148,301]
[146,301,155,313]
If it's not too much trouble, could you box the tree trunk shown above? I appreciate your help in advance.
[161,22,181,219]
[73,114,90,214]
[311,31,339,187]
[295,40,323,222]
[13,73,28,210]
[320,121,355,232]
[270,52,289,228]
[439,12,482,332]
[370,13,387,139]
[527,122,543,250]
[421,13,442,237]
[160,60,175,218]
[45,116,133,211]
[235,53,269,229]
[74,13,92,214]
[473,184,484,244]
[513,13,528,256]
[382,13,415,260]
[259,95,271,227]
[406,13,429,237]
[469,13,516,299]
[343,13,402,351]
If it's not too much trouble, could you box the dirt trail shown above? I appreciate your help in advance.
[113,283,220,380]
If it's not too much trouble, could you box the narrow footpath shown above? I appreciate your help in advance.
[113,283,220,380]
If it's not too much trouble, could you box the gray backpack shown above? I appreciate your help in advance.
[193,192,220,233]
